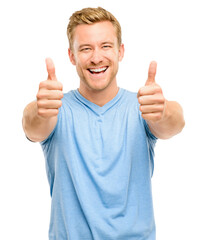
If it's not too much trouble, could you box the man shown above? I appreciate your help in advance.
[22,7,185,240]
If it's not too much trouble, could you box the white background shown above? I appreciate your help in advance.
[0,0,196,239]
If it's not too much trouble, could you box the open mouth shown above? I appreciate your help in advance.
[88,66,108,74]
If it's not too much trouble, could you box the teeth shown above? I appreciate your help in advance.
[89,67,107,73]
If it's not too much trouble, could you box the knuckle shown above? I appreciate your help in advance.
[154,85,161,92]
[157,104,164,112]
[141,113,147,120]
[37,108,59,118]
[36,92,42,99]
[51,80,63,90]
[50,109,59,117]
[160,104,165,111]
[155,112,162,121]
[55,109,59,115]
[37,99,42,108]
[60,92,64,99]
[57,100,62,108]
[138,88,143,96]
[58,82,63,90]
[36,90,46,100]
[37,99,47,108]
[54,100,62,108]
[155,94,165,103]
[56,91,64,99]
[159,96,165,104]
[138,97,142,104]
[37,108,45,117]
[39,81,47,89]
[60,91,64,99]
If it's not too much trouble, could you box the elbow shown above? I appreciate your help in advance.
[163,101,185,139]
[159,117,185,140]
[178,117,185,134]
[22,117,37,142]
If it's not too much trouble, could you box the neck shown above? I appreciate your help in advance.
[78,83,119,107]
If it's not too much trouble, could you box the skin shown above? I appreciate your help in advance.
[68,21,124,106]
[137,61,185,139]
[22,20,185,142]
[22,58,64,142]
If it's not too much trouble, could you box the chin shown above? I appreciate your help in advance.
[86,80,112,92]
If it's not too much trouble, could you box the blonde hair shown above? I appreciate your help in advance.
[67,7,122,50]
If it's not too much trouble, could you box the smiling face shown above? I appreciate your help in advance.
[68,21,124,93]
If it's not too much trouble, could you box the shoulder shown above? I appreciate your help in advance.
[119,88,139,109]
[61,89,80,107]
[62,90,76,101]
[120,88,137,100]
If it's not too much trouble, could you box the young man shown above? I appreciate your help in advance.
[22,7,185,240]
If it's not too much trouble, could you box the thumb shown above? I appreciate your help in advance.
[46,57,57,80]
[145,61,157,86]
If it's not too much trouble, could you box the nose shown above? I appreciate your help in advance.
[90,48,103,65]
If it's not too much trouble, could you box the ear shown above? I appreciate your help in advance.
[118,44,125,62]
[68,48,76,65]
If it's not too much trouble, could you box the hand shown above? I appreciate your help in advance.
[36,58,64,119]
[137,61,166,122]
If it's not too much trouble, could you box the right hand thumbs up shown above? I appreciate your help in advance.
[46,57,57,81]
[36,58,64,119]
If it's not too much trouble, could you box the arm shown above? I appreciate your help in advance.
[138,61,185,139]
[22,58,63,142]
[145,100,185,139]
[22,101,58,142]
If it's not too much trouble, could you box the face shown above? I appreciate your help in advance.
[68,21,124,92]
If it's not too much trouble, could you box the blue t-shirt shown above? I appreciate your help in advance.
[41,88,157,240]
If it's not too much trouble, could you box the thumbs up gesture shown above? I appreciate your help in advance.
[137,61,166,122]
[36,58,64,118]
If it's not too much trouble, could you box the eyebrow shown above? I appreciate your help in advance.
[78,44,92,49]
[102,41,114,46]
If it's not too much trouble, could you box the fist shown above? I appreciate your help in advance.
[137,61,166,122]
[36,58,64,118]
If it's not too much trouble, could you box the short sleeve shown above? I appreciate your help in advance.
[136,93,157,167]
[40,124,56,147]
[40,107,61,152]
[39,111,61,196]
[143,118,158,177]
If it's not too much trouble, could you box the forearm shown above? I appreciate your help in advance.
[22,101,57,142]
[147,100,185,139]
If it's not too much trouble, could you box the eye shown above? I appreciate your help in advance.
[102,45,111,49]
[81,48,91,52]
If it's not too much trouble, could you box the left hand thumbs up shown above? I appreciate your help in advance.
[145,61,157,86]
[137,61,166,122]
